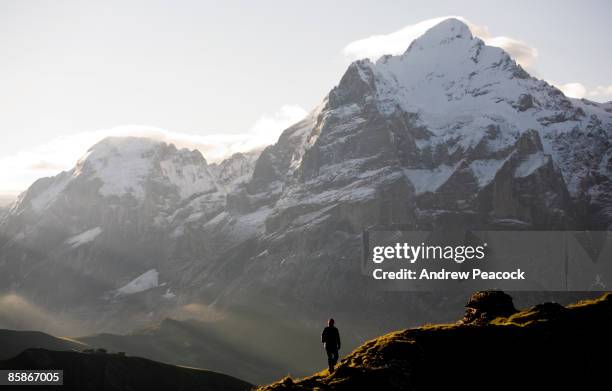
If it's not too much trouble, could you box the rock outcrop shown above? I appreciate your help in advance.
[461,290,517,324]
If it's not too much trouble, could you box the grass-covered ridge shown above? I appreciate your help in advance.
[259,291,611,390]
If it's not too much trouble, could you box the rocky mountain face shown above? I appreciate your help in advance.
[197,18,611,319]
[249,19,610,232]
[0,137,260,327]
[1,18,611,334]
[209,150,261,192]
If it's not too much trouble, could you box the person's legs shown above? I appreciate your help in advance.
[326,349,339,372]
[326,349,334,371]
[332,350,338,366]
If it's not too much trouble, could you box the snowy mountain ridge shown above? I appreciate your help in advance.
[16,137,221,213]
[329,18,611,198]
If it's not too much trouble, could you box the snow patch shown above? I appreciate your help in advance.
[515,152,549,178]
[403,164,457,194]
[470,159,506,187]
[159,160,217,199]
[162,288,176,299]
[65,227,102,248]
[78,138,159,199]
[185,211,204,223]
[116,269,159,296]
[225,207,271,241]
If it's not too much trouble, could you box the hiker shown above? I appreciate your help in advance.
[321,318,341,372]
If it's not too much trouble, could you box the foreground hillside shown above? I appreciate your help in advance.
[260,291,611,390]
[0,348,253,391]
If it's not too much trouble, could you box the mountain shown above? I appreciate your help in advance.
[258,291,612,390]
[0,328,255,390]
[0,329,87,360]
[1,17,611,376]
[0,348,253,391]
[189,18,612,318]
[209,150,262,192]
[247,18,610,231]
[75,308,324,385]
[0,137,260,332]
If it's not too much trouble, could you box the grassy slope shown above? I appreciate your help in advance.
[259,293,612,390]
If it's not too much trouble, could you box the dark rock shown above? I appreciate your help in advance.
[462,290,517,324]
[514,93,536,111]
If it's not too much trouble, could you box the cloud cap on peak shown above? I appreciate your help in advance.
[0,104,307,195]
[342,16,538,72]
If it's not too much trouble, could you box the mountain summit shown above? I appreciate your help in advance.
[74,136,216,200]
[404,17,475,54]
[15,136,217,212]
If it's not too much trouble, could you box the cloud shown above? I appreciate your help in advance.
[588,84,612,100]
[225,104,308,154]
[342,17,451,63]
[342,16,539,72]
[0,193,17,206]
[0,293,87,336]
[484,36,538,70]
[556,82,588,99]
[0,105,307,195]
[552,82,612,101]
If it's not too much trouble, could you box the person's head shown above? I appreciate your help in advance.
[328,318,335,327]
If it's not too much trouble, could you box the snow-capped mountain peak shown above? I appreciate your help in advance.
[254,18,612,232]
[72,136,217,200]
[405,17,473,51]
[10,136,221,216]
[370,24,530,118]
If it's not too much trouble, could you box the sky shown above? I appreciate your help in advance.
[0,0,611,199]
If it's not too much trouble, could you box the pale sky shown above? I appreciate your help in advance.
[1,0,611,198]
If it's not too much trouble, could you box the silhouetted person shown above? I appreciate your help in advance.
[321,318,341,372]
